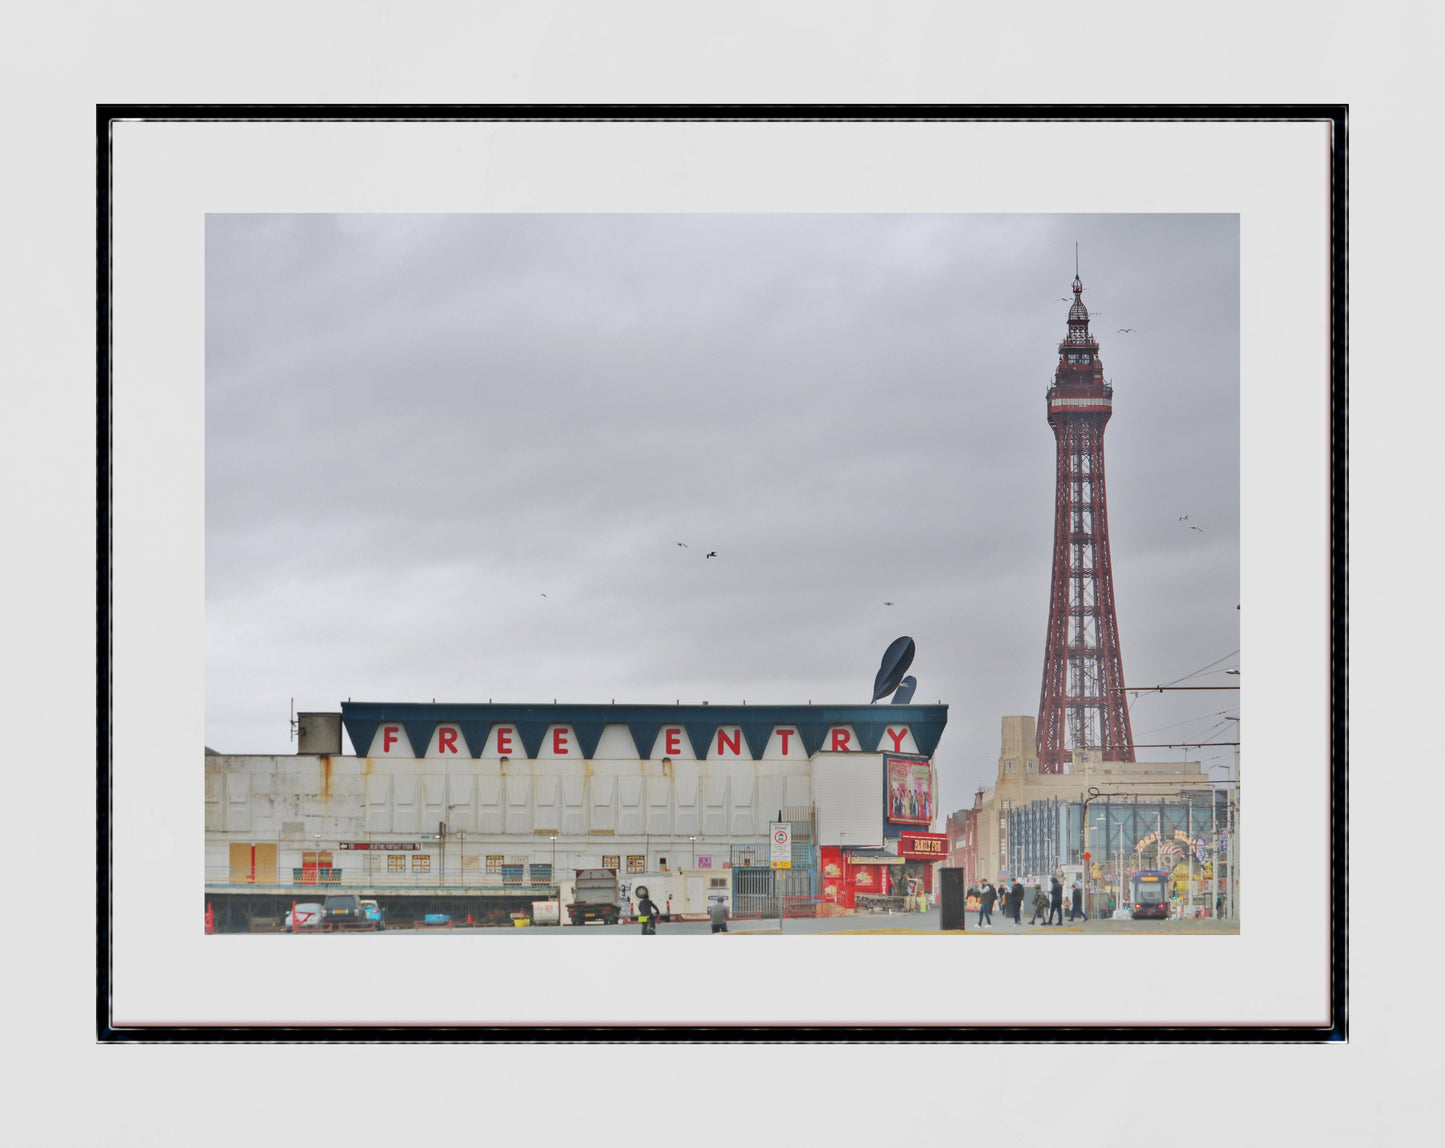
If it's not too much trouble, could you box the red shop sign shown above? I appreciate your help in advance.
[897,832,948,859]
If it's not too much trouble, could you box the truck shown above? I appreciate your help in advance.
[567,868,622,926]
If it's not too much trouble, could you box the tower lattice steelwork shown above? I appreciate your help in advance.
[1035,268,1135,773]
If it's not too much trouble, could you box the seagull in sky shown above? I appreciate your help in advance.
[1178,515,1190,521]
[884,601,895,606]
[1189,525,1203,533]
[675,541,688,547]
[705,551,717,559]
[1116,328,1135,333]
[540,592,548,597]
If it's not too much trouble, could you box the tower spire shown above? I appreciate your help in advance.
[1036,267,1135,774]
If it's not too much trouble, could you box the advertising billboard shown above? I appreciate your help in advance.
[886,755,933,825]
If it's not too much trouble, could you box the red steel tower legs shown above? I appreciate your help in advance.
[1036,269,1135,773]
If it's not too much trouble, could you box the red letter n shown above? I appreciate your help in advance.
[716,728,741,757]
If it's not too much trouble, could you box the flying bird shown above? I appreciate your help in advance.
[1178,515,1190,521]
[1189,525,1203,533]
[675,541,688,547]
[705,551,717,559]
[884,601,895,606]
[540,592,548,597]
[1116,327,1135,333]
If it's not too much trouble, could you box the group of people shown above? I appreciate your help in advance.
[969,875,1089,928]
[634,893,733,934]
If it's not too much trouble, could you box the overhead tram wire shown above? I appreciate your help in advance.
[1160,650,1241,688]
[1124,650,1241,717]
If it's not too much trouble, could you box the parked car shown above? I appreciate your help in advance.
[322,893,362,926]
[360,899,385,930]
[285,902,324,932]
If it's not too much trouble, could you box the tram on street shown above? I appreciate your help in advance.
[1129,869,1171,919]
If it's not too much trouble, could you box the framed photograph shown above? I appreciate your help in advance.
[101,107,1342,1039]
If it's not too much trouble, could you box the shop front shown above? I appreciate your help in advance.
[895,830,947,905]
[818,847,908,911]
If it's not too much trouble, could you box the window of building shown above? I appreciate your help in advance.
[486,855,504,874]
[531,863,552,885]
[658,857,667,870]
[501,862,524,885]
[387,854,406,872]
[412,854,431,873]
[626,855,645,873]
[602,855,620,871]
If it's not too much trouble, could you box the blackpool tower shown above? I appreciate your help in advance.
[1035,264,1135,773]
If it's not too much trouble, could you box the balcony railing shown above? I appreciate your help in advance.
[206,866,559,889]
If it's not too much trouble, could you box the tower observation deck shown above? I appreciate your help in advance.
[1036,270,1135,773]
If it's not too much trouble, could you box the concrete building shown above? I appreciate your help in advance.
[950,716,1237,915]
[205,700,948,931]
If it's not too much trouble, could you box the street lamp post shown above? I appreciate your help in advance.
[550,834,557,891]
[1095,813,1107,918]
[689,835,697,869]
[1117,822,1127,917]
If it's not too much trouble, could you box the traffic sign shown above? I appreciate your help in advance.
[1083,851,1091,861]
[770,822,792,869]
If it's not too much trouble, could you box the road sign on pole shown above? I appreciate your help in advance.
[770,822,792,869]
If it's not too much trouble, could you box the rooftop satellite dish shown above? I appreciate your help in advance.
[871,636,916,703]
[889,675,917,705]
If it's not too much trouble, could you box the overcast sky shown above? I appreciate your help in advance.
[205,212,1239,814]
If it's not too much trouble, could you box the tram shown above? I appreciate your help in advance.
[1129,869,1170,919]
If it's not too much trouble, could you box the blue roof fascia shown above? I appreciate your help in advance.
[339,702,947,761]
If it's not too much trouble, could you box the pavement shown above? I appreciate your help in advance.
[270,910,1238,936]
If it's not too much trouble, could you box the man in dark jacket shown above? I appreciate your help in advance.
[978,881,996,928]
[1069,882,1087,922]
[1010,879,1024,925]
[638,892,660,935]
[1047,876,1064,925]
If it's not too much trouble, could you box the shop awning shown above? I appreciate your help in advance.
[845,849,904,865]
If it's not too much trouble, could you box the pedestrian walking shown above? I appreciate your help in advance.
[978,880,996,927]
[708,897,729,934]
[1029,884,1048,925]
[1011,879,1024,925]
[1069,881,1087,922]
[637,891,660,935]
[1047,875,1064,925]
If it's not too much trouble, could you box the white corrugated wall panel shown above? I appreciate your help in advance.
[813,753,883,846]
